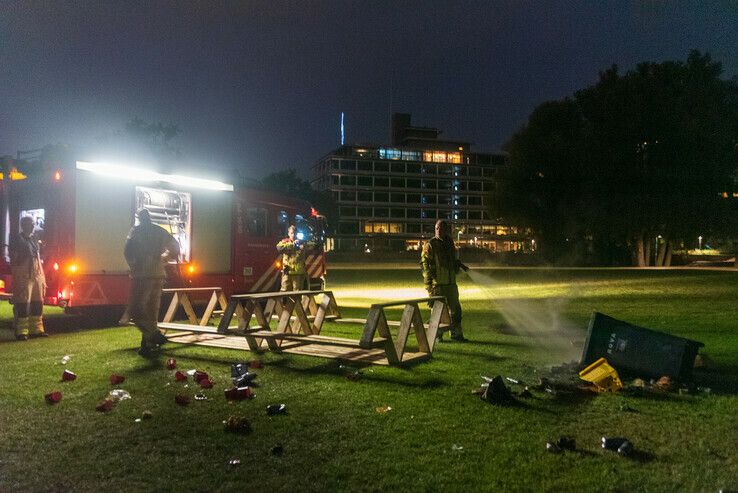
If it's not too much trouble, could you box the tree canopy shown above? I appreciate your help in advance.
[492,51,738,265]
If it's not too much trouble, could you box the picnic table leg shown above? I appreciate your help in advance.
[199,290,219,326]
[217,299,238,334]
[162,292,179,324]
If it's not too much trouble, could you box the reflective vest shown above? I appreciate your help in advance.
[276,238,308,275]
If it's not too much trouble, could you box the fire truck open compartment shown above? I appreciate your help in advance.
[74,166,233,275]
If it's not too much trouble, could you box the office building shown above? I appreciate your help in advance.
[311,114,528,251]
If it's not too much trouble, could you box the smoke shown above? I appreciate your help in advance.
[465,269,583,363]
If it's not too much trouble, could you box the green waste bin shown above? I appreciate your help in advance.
[580,312,704,381]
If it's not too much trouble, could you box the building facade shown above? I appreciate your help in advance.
[311,114,529,252]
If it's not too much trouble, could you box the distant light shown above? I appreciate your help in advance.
[54,170,62,181]
[296,232,305,240]
[76,161,234,191]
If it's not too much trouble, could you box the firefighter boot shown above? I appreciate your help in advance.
[29,315,48,338]
[15,317,30,341]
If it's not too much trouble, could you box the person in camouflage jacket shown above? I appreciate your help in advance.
[421,219,468,341]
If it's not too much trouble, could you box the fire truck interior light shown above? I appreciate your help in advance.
[76,161,234,191]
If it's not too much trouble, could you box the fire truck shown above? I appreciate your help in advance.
[0,150,327,317]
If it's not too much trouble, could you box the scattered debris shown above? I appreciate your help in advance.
[480,376,515,405]
[518,387,533,399]
[175,394,190,406]
[224,386,254,401]
[45,391,62,404]
[249,360,263,369]
[142,410,153,420]
[193,370,209,384]
[223,415,252,434]
[451,444,464,451]
[228,459,241,466]
[96,399,114,412]
[231,363,257,387]
[632,378,647,388]
[266,404,287,416]
[61,355,71,365]
[175,371,188,382]
[199,378,214,389]
[109,374,125,385]
[556,436,576,451]
[655,376,673,392]
[601,436,634,456]
[505,377,522,385]
[375,405,392,414]
[166,358,177,370]
[270,445,284,456]
[61,370,77,382]
[194,393,207,401]
[578,358,623,392]
[546,442,561,453]
[109,389,131,402]
[134,418,142,423]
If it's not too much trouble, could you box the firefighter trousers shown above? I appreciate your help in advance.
[128,278,164,347]
[429,283,463,338]
[12,268,45,336]
[280,274,306,292]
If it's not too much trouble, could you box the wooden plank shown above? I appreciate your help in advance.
[162,287,222,292]
[217,299,238,333]
[395,304,417,361]
[199,290,219,326]
[411,303,430,354]
[291,299,313,335]
[179,293,199,325]
[276,297,296,333]
[370,296,445,309]
[162,292,179,323]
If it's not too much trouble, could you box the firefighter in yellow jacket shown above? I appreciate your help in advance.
[276,225,309,291]
[421,219,468,342]
[10,216,47,340]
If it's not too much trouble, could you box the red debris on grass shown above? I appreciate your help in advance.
[166,358,177,370]
[193,370,209,384]
[61,370,77,382]
[110,374,125,385]
[174,371,188,382]
[96,399,114,412]
[45,391,62,404]
[199,378,214,389]
[224,386,253,401]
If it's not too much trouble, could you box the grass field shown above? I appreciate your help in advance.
[1,268,737,492]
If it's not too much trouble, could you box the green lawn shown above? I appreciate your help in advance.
[1,268,737,492]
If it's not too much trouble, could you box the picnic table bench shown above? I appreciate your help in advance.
[165,289,450,365]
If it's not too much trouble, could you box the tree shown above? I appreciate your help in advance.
[259,169,338,234]
[492,51,738,265]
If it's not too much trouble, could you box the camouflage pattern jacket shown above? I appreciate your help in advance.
[421,236,461,289]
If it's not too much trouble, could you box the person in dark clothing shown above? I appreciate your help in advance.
[124,209,180,357]
[10,216,47,340]
[420,219,468,342]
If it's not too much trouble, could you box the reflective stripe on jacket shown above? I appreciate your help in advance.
[276,238,308,275]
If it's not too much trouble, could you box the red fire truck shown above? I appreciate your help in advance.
[0,151,327,317]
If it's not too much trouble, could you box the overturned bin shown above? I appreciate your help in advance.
[580,312,703,382]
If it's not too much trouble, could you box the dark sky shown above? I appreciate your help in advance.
[2,1,737,178]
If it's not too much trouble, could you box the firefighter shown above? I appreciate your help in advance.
[276,225,309,291]
[421,219,469,342]
[10,216,47,340]
[124,209,180,357]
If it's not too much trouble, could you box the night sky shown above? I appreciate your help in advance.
[2,1,737,178]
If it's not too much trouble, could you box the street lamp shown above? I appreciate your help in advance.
[698,236,703,250]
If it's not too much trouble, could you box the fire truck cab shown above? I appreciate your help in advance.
[0,150,327,318]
